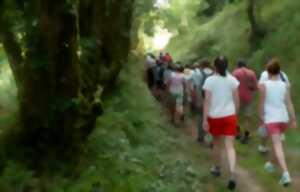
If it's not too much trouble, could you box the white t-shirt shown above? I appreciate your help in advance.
[168,72,185,95]
[203,74,239,118]
[190,69,201,87]
[262,80,289,123]
[145,55,156,69]
[191,68,213,88]
[259,71,290,85]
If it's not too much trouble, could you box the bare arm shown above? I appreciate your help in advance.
[202,90,212,132]
[285,87,297,129]
[253,72,258,91]
[258,83,266,125]
[233,88,240,114]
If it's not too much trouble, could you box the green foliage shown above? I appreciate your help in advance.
[0,163,34,192]
[0,55,204,191]
[0,49,17,112]
[167,2,250,64]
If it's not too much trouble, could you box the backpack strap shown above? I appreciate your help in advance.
[279,72,286,82]
[200,69,207,88]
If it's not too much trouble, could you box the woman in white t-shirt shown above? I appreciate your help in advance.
[166,65,185,125]
[257,64,290,153]
[258,59,297,186]
[202,56,240,190]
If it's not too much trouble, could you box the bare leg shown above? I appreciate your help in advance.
[271,134,288,173]
[224,136,236,179]
[212,136,222,168]
[244,117,250,136]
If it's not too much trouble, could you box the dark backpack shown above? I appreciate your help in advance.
[200,69,213,97]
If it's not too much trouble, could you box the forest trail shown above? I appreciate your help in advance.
[182,115,265,192]
[153,89,266,192]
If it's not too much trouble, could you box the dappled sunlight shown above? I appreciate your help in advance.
[154,0,170,9]
[143,25,174,52]
[153,26,173,50]
[0,60,17,110]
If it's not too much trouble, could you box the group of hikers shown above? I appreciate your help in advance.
[145,52,297,190]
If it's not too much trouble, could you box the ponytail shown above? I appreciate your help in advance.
[214,56,228,77]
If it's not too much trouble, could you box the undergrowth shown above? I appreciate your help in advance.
[0,54,204,191]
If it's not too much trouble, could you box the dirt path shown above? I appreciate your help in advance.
[152,89,265,192]
[183,117,265,192]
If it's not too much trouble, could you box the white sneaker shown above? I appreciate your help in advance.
[258,145,269,153]
[264,161,275,173]
[279,172,291,186]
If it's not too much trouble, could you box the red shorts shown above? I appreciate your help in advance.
[208,115,237,136]
[266,123,288,136]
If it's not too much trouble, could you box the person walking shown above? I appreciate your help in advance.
[202,56,240,190]
[233,59,257,144]
[145,53,156,88]
[192,58,213,143]
[166,65,186,125]
[257,62,290,153]
[258,58,296,186]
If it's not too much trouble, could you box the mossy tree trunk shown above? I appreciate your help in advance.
[0,0,136,168]
[0,0,85,168]
[79,0,135,94]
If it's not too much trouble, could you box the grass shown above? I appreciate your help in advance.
[235,118,300,192]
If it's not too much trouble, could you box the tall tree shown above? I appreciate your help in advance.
[0,0,85,166]
[79,0,135,96]
[247,0,266,48]
[0,0,136,168]
[0,0,129,168]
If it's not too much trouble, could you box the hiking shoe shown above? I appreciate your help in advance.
[264,161,275,173]
[241,131,250,144]
[227,179,236,190]
[279,172,291,187]
[241,136,250,144]
[258,145,269,153]
[197,137,204,143]
[210,167,221,177]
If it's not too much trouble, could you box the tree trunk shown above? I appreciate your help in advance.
[79,0,135,94]
[17,0,83,167]
[247,0,266,48]
[0,0,135,169]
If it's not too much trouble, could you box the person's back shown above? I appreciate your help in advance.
[168,71,184,94]
[163,66,172,85]
[146,54,156,69]
[163,53,173,63]
[191,68,202,89]
[258,58,296,186]
[259,70,290,85]
[204,74,239,118]
[257,63,290,150]
[200,67,214,91]
[233,66,257,104]
[193,59,214,142]
[263,80,289,124]
[202,57,239,190]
